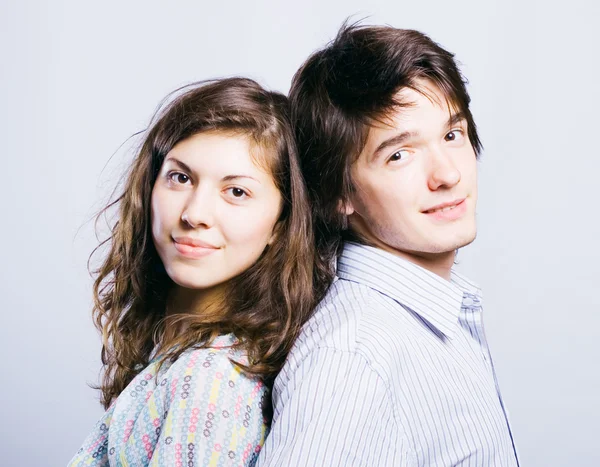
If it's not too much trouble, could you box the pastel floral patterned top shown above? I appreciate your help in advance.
[69,334,270,467]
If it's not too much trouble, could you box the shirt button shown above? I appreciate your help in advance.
[463,297,474,307]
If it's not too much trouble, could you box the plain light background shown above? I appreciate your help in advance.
[1,0,598,465]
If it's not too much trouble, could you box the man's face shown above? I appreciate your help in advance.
[346,81,478,261]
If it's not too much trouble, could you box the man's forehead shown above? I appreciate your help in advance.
[356,80,467,161]
[369,107,461,136]
[396,78,453,105]
[386,80,461,116]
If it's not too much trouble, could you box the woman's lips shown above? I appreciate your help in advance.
[173,239,220,259]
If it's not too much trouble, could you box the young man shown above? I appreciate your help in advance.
[257,24,519,466]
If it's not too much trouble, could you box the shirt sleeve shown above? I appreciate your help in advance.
[256,347,412,467]
[122,347,269,467]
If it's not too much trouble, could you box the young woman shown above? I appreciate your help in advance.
[69,78,318,466]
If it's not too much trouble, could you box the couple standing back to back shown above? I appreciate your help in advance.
[71,21,519,467]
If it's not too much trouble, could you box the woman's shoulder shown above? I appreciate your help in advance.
[70,335,270,467]
[149,334,270,465]
[159,334,267,403]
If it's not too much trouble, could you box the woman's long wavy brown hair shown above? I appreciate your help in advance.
[91,78,324,409]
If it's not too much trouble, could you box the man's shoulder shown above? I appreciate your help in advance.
[273,277,404,400]
[292,276,398,354]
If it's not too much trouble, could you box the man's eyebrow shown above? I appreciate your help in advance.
[372,130,419,161]
[447,111,467,128]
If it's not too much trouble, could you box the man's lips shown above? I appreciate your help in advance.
[422,198,466,214]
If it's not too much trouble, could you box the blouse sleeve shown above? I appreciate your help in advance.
[122,346,269,467]
[67,405,115,467]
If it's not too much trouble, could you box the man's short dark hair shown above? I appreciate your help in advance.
[290,21,482,270]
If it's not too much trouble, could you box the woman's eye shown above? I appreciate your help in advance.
[227,187,249,199]
[445,129,464,142]
[168,172,190,184]
[388,149,409,163]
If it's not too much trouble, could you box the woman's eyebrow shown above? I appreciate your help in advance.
[164,159,260,183]
[222,174,260,183]
[164,156,193,174]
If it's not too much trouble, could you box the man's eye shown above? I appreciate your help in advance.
[388,149,409,163]
[445,130,464,142]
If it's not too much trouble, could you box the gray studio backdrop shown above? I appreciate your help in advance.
[1,0,598,465]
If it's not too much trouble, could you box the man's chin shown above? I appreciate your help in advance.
[446,230,477,252]
[421,229,477,255]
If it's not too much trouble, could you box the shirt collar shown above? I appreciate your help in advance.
[336,242,482,338]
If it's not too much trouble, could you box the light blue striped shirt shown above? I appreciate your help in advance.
[257,242,519,466]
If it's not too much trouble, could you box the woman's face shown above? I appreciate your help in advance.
[151,131,282,292]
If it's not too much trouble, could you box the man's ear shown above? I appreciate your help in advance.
[338,197,355,216]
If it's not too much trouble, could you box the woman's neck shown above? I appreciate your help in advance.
[166,283,228,318]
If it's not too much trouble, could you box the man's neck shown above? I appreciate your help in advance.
[389,247,456,281]
[346,236,456,281]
